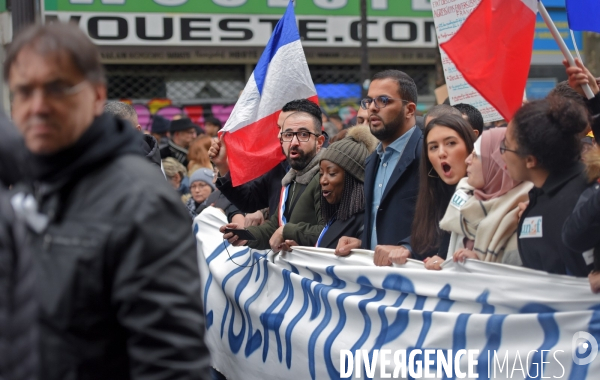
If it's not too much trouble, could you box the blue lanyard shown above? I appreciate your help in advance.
[316,217,336,247]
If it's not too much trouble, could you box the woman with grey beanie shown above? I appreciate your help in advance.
[315,124,378,248]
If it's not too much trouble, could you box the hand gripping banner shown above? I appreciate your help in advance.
[195,207,600,380]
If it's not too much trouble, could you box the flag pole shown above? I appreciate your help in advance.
[569,29,583,62]
[538,1,594,99]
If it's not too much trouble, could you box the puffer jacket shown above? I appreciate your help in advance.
[25,114,211,380]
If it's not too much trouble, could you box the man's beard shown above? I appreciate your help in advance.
[369,106,406,142]
[284,145,316,171]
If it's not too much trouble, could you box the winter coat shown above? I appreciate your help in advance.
[246,152,325,250]
[563,148,600,271]
[518,162,591,277]
[141,134,162,169]
[317,210,365,249]
[160,139,189,167]
[0,187,38,380]
[25,114,211,380]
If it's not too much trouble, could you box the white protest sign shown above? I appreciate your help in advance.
[431,0,504,122]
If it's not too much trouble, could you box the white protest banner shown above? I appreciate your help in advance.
[196,207,600,379]
[430,0,504,122]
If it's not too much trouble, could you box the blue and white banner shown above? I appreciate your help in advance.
[196,207,600,380]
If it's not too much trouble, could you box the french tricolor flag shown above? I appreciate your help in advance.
[220,1,318,186]
[441,0,537,121]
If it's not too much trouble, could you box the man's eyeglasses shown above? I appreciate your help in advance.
[360,95,408,110]
[499,138,520,155]
[280,131,320,142]
[10,80,88,103]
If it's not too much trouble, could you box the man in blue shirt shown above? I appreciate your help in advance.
[335,70,423,264]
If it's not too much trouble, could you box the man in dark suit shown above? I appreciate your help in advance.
[335,70,422,265]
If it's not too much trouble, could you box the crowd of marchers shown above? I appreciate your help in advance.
[1,22,600,380]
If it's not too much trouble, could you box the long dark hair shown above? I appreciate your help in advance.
[410,114,476,258]
[321,173,364,223]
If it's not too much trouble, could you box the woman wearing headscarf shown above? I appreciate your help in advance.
[440,128,533,264]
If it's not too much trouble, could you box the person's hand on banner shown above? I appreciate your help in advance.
[453,249,478,263]
[269,225,286,253]
[373,245,399,266]
[220,223,248,246]
[389,246,411,265]
[424,255,443,271]
[563,58,600,97]
[209,138,230,176]
[279,240,298,252]
[335,236,361,256]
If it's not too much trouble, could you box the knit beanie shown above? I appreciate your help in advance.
[320,124,378,182]
[189,168,216,191]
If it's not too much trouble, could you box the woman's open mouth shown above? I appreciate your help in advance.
[322,190,331,198]
[441,162,452,176]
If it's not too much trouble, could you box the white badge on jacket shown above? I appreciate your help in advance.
[450,190,469,210]
[520,216,543,238]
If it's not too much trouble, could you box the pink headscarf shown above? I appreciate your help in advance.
[473,128,521,201]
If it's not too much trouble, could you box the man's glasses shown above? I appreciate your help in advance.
[499,137,520,155]
[280,131,320,142]
[360,95,408,110]
[10,80,88,103]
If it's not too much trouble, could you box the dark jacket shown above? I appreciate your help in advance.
[318,210,365,249]
[26,114,211,380]
[562,180,600,271]
[562,149,600,271]
[518,162,591,277]
[160,140,189,167]
[0,188,38,380]
[216,161,288,217]
[141,134,162,169]
[361,127,423,249]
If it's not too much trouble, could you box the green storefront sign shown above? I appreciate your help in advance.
[43,0,436,48]
[44,0,432,17]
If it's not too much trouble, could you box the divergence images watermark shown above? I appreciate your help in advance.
[339,331,598,379]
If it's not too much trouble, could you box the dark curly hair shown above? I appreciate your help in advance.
[512,96,588,173]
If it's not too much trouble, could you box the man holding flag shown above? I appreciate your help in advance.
[210,99,323,220]
[208,1,326,252]
[218,108,326,252]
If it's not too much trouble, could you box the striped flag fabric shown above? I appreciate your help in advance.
[219,1,318,186]
[440,0,537,121]
[566,0,600,34]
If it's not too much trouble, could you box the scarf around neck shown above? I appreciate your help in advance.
[281,149,325,187]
